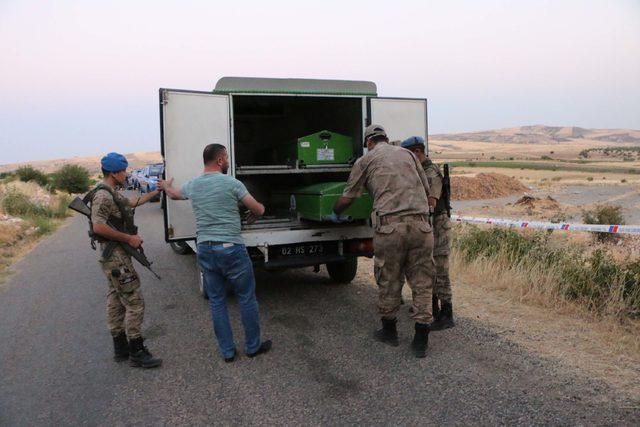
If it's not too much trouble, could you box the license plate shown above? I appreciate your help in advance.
[271,242,338,259]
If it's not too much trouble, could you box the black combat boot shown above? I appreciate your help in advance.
[112,332,129,362]
[431,301,455,331]
[411,322,430,358]
[128,337,162,368]
[373,318,399,347]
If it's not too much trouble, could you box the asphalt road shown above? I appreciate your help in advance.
[1,201,638,426]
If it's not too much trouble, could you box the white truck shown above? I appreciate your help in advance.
[160,77,428,295]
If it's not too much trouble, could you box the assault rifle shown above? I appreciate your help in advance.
[68,197,162,280]
[442,164,452,218]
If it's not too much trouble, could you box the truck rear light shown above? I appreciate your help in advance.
[346,238,373,255]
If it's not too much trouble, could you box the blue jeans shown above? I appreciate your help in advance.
[197,243,262,358]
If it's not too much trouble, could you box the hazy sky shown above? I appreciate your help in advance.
[1,0,639,164]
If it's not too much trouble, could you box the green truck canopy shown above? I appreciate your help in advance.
[214,77,377,96]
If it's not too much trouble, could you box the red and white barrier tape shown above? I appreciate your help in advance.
[451,214,640,235]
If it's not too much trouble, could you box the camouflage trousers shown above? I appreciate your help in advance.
[374,219,435,324]
[433,213,452,303]
[433,213,451,302]
[99,247,145,339]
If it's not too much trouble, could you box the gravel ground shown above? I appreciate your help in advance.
[455,184,640,223]
[0,201,638,425]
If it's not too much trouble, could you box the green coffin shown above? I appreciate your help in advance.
[293,182,373,222]
[285,130,354,166]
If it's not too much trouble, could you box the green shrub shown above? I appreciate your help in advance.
[52,165,90,194]
[551,176,562,181]
[1,190,68,220]
[582,204,625,243]
[52,194,71,218]
[586,176,594,182]
[16,166,48,187]
[453,226,544,265]
[549,212,568,223]
[1,191,48,217]
[541,155,553,160]
[31,216,54,236]
[453,225,640,317]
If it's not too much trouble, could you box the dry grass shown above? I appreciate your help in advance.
[451,249,640,402]
[0,181,72,284]
[430,126,640,162]
[453,166,640,186]
[0,222,23,245]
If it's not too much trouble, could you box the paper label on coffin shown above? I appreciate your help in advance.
[317,148,334,161]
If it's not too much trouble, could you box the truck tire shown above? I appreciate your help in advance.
[327,258,358,284]
[170,241,193,255]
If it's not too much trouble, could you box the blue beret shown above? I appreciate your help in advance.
[101,152,129,172]
[400,136,425,149]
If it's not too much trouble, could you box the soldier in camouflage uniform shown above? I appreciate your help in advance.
[333,125,435,358]
[401,137,455,330]
[87,152,162,368]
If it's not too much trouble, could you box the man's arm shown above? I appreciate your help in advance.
[240,193,265,216]
[128,189,162,207]
[427,173,443,211]
[158,178,186,200]
[334,159,365,215]
[334,196,354,215]
[91,190,143,248]
[240,193,265,224]
[415,161,432,200]
[93,223,143,249]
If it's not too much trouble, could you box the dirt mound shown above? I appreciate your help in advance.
[507,194,568,220]
[514,195,561,209]
[451,173,527,200]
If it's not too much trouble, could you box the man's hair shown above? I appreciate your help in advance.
[203,144,227,165]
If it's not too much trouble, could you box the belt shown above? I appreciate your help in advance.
[199,241,234,247]
[379,213,427,225]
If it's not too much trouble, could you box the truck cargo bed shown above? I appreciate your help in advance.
[232,95,363,168]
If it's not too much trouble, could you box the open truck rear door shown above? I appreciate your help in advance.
[367,97,428,150]
[160,89,231,242]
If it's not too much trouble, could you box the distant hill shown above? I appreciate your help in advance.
[432,126,640,145]
[0,151,163,175]
[2,126,640,173]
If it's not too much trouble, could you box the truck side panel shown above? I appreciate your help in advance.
[160,90,231,241]
[368,97,428,149]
